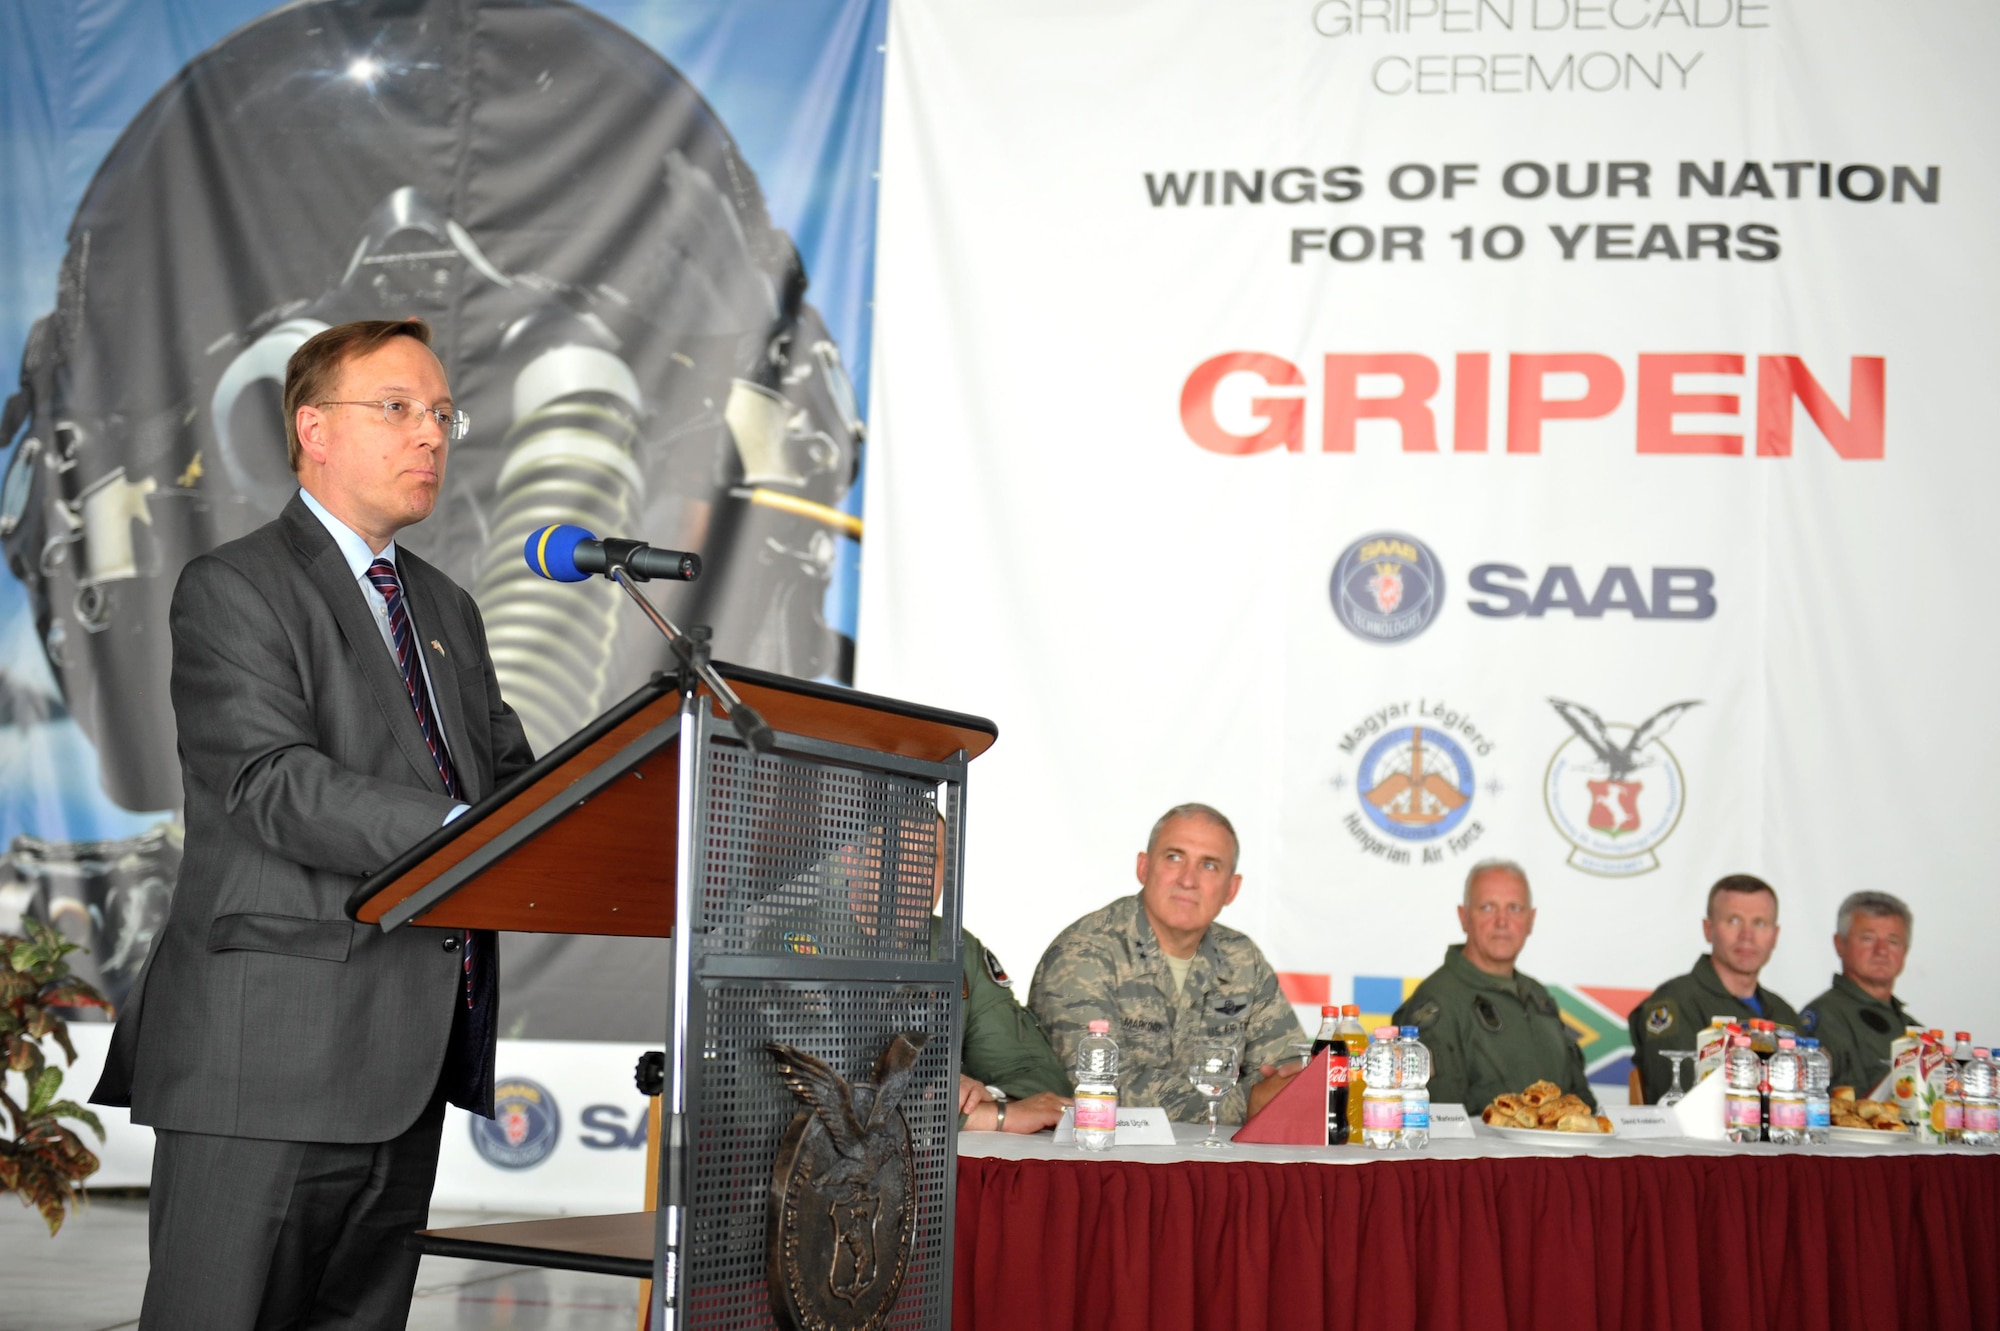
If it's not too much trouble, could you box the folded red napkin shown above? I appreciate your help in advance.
[1233,1047,1335,1145]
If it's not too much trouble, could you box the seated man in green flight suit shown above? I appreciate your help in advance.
[1628,873,1800,1104]
[1395,858,1598,1114]
[750,812,1069,1134]
[1800,890,1919,1096]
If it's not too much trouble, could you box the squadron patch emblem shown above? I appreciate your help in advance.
[1645,1002,1677,1036]
[1474,995,1503,1032]
[982,947,1011,988]
[1408,999,1441,1029]
[1801,1008,1818,1036]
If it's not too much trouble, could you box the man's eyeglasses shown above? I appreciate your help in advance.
[316,397,470,441]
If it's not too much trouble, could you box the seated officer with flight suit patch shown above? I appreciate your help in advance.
[1800,890,1918,1095]
[952,921,1072,1129]
[1628,873,1801,1104]
[1394,859,1597,1114]
[1029,803,1308,1125]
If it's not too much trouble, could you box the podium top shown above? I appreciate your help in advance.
[346,662,995,936]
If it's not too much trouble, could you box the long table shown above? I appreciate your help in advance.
[953,1124,2000,1331]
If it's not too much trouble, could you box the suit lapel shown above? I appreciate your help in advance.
[282,498,450,797]
[400,557,478,801]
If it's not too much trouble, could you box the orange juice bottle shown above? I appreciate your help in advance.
[1336,1005,1369,1137]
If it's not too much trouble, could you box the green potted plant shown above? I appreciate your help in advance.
[1,918,109,1233]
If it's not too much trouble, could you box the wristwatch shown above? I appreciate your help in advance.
[987,1085,1008,1131]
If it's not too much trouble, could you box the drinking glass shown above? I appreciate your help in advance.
[1187,1038,1240,1150]
[1659,1050,1695,1108]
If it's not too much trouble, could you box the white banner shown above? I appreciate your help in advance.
[861,0,2000,1087]
[49,1027,652,1213]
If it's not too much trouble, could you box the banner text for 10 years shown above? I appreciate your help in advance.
[1142,160,1940,264]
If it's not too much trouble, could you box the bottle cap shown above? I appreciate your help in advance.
[1732,1035,1752,1048]
[1374,1026,1398,1039]
[1958,1031,1972,1043]
[1798,1037,1818,1048]
[1322,1005,1339,1016]
[1400,1026,1418,1038]
[1088,1019,1109,1034]
[1979,1049,1992,1059]
[1778,1037,1795,1049]
[1930,1029,1945,1040]
[1342,1004,1360,1017]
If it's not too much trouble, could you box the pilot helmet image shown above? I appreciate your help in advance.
[0,0,865,818]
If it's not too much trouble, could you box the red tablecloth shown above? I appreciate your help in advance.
[953,1153,2000,1331]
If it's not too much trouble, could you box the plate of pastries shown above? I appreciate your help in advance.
[1829,1087,1910,1140]
[1480,1080,1616,1144]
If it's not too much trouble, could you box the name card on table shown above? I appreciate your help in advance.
[1426,1103,1477,1139]
[1050,1105,1177,1146]
[1605,1104,1683,1138]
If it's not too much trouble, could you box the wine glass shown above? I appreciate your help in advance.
[1659,1050,1695,1108]
[1187,1038,1240,1150]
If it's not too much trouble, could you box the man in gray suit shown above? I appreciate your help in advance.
[92,319,535,1329]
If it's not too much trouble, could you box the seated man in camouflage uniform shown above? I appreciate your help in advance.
[1395,859,1598,1114]
[1628,873,1800,1104]
[1801,891,1918,1096]
[1029,803,1307,1124]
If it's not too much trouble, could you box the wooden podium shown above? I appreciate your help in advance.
[350,662,995,1331]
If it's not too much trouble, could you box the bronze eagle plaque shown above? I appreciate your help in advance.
[765,1033,927,1331]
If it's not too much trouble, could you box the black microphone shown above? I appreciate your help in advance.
[524,525,701,583]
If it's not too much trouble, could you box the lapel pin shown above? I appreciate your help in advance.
[430,639,446,658]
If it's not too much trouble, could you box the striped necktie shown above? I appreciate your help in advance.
[366,557,475,1011]
[365,557,464,801]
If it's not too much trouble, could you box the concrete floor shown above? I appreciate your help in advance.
[1,1192,641,1331]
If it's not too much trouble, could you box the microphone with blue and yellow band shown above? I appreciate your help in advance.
[523,524,702,584]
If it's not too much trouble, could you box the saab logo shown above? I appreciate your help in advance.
[1544,698,1700,877]
[1468,566,1716,619]
[1330,532,1443,642]
[1336,701,1499,867]
[471,1077,561,1169]
[578,1103,652,1150]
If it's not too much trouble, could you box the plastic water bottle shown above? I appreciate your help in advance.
[1725,1035,1762,1143]
[1799,1037,1832,1145]
[1073,1020,1118,1152]
[1360,1025,1402,1149]
[1962,1048,1999,1147]
[1397,1026,1431,1150]
[1766,1038,1807,1145]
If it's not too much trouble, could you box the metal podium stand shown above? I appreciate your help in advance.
[349,663,996,1331]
